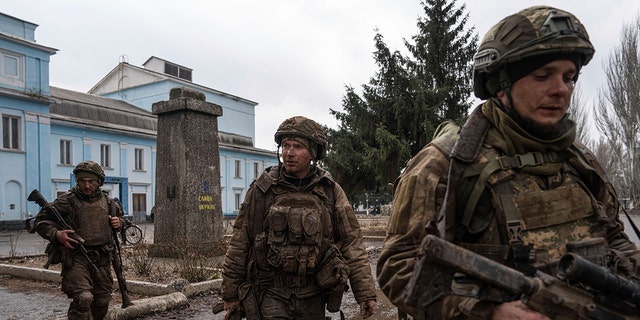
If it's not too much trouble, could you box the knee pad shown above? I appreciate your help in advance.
[72,291,94,311]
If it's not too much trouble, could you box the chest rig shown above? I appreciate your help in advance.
[461,148,607,263]
[435,107,613,268]
[265,192,331,275]
[250,167,337,287]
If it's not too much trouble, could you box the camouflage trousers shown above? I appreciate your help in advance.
[61,250,113,320]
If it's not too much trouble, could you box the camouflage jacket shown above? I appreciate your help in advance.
[377,102,639,320]
[221,165,377,303]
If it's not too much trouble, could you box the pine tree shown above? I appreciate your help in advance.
[324,0,477,203]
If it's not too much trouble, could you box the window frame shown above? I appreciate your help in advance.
[100,144,111,168]
[2,114,21,150]
[134,148,144,171]
[59,139,72,165]
[234,159,242,178]
[0,50,25,87]
[253,162,260,180]
[234,193,242,211]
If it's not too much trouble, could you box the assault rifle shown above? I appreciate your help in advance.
[28,189,99,273]
[110,198,133,308]
[404,234,640,320]
[111,226,133,308]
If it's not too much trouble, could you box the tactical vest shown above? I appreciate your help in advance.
[68,192,112,246]
[250,167,336,282]
[433,107,615,267]
[265,192,331,275]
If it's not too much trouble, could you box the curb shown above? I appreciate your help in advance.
[0,263,221,319]
[106,292,189,320]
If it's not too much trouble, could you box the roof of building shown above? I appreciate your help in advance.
[89,58,258,106]
[49,86,263,151]
[50,86,158,136]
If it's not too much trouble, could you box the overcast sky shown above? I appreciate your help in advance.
[3,1,639,150]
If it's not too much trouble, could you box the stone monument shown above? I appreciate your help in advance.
[149,87,224,257]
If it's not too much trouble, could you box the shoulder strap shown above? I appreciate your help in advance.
[247,167,278,242]
[437,105,491,241]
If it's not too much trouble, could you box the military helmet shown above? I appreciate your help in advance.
[274,116,328,160]
[473,6,595,99]
[73,160,105,186]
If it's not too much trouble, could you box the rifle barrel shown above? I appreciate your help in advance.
[559,253,640,307]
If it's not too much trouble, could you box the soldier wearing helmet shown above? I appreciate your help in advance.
[34,160,123,320]
[221,116,377,319]
[378,6,640,319]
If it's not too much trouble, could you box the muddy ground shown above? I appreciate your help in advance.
[1,242,403,320]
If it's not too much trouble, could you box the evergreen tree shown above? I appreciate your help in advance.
[324,0,477,204]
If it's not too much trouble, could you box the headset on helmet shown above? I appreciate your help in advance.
[274,116,328,160]
[73,161,106,186]
[473,6,595,99]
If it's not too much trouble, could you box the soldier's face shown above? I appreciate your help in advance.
[281,139,313,178]
[499,59,576,127]
[77,178,99,195]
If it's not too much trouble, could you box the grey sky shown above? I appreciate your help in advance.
[3,1,639,150]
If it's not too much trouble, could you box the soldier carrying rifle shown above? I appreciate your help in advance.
[377,5,640,320]
[31,161,126,320]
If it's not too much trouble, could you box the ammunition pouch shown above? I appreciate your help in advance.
[84,245,112,268]
[25,217,36,233]
[238,282,261,320]
[316,244,349,289]
[44,242,62,268]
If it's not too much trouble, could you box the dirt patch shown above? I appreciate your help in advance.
[1,229,403,320]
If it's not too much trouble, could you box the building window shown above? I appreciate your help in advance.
[60,139,72,165]
[234,193,242,211]
[2,115,20,150]
[234,160,242,178]
[0,50,24,87]
[179,68,192,80]
[253,162,260,180]
[164,62,192,81]
[134,148,144,170]
[100,144,111,168]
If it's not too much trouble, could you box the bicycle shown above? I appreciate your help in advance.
[119,218,144,245]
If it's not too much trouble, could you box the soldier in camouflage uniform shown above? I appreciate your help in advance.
[34,161,124,320]
[377,6,640,320]
[221,116,377,319]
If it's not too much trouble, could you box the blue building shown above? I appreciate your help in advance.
[0,13,277,229]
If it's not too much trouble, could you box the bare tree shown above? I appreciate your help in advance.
[592,138,627,196]
[595,15,640,208]
[568,84,593,147]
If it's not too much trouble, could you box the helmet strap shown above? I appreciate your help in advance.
[498,69,516,109]
[276,145,283,165]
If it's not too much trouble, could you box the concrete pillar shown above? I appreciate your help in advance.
[149,87,224,257]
